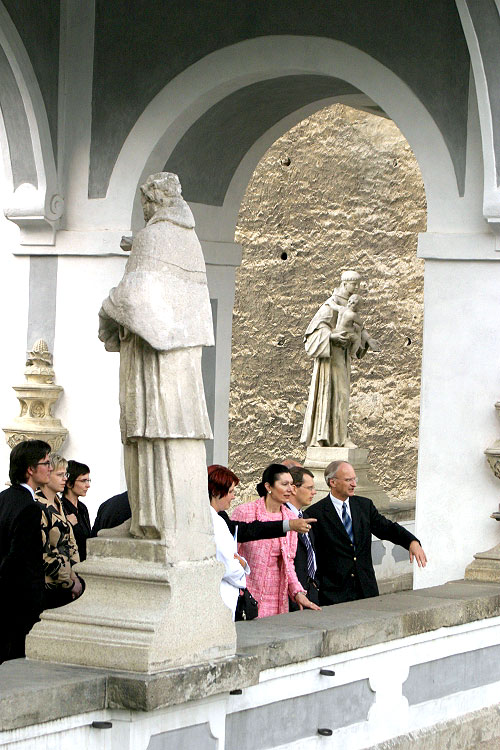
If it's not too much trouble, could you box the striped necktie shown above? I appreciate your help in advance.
[298,510,316,580]
[342,502,355,545]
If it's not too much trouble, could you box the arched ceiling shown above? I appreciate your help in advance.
[163,75,362,206]
[89,0,469,199]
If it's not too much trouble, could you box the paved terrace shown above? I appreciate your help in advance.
[1,580,500,731]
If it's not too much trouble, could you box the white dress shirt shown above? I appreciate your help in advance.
[330,493,351,521]
[20,483,35,500]
[286,502,317,573]
[210,506,250,620]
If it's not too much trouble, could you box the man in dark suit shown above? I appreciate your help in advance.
[91,491,131,536]
[286,466,320,611]
[304,460,427,605]
[0,439,51,662]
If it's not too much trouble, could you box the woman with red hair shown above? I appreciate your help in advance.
[208,464,249,619]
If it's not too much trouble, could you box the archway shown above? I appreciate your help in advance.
[229,102,426,505]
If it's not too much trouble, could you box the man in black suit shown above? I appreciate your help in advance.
[0,439,51,662]
[304,460,427,605]
[91,491,131,536]
[286,466,320,611]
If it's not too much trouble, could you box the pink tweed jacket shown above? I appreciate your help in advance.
[231,497,304,615]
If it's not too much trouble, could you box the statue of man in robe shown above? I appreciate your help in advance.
[300,270,380,448]
[98,173,214,555]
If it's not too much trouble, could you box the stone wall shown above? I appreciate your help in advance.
[229,104,426,502]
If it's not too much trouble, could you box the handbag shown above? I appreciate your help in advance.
[235,587,258,621]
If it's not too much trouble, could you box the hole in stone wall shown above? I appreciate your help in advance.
[280,156,291,166]
[404,336,412,347]
[280,252,288,260]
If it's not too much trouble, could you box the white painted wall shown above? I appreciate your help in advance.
[53,255,127,520]
[0,149,29,485]
[414,259,500,587]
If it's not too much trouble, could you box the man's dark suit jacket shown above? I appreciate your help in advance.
[0,484,44,660]
[91,491,131,536]
[220,510,286,543]
[288,524,320,611]
[304,494,418,606]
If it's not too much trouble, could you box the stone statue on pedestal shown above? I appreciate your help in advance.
[98,172,214,547]
[25,173,236,674]
[300,270,380,448]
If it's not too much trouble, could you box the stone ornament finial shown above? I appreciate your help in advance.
[485,401,500,480]
[25,338,55,384]
[2,338,68,451]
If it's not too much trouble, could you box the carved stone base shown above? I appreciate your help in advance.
[465,543,500,583]
[304,445,392,508]
[26,528,236,674]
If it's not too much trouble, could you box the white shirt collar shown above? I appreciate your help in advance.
[285,501,300,517]
[329,492,351,519]
[20,482,35,500]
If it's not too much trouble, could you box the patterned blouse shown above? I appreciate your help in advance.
[35,491,80,590]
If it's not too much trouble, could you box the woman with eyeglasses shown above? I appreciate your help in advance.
[35,454,84,608]
[62,460,92,562]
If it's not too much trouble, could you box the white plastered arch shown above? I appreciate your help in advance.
[99,36,461,237]
[0,1,63,243]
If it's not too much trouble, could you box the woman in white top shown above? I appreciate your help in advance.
[208,464,249,619]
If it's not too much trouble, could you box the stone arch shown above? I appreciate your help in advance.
[456,0,500,233]
[0,1,62,245]
[103,36,461,239]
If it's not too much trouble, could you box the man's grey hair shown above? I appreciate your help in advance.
[324,460,348,485]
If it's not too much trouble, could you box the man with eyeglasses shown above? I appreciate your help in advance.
[0,439,51,662]
[304,460,427,605]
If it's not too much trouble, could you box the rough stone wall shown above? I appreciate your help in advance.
[230,104,426,502]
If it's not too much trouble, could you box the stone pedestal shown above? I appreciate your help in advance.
[465,543,500,583]
[26,525,236,673]
[304,445,392,508]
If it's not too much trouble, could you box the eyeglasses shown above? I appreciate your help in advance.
[76,478,91,484]
[37,461,51,467]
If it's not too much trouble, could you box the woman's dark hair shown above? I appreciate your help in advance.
[256,463,290,497]
[207,465,239,502]
[9,439,51,484]
[65,460,90,489]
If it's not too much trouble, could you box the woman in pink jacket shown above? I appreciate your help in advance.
[231,464,321,618]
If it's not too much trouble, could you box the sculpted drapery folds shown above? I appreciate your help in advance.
[98,172,214,543]
[300,271,380,448]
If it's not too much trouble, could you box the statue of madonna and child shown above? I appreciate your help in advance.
[300,270,381,449]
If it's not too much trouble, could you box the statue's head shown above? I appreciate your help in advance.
[347,293,361,309]
[340,270,361,296]
[140,173,182,221]
[139,172,195,229]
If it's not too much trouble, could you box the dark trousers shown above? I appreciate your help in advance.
[0,613,39,664]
